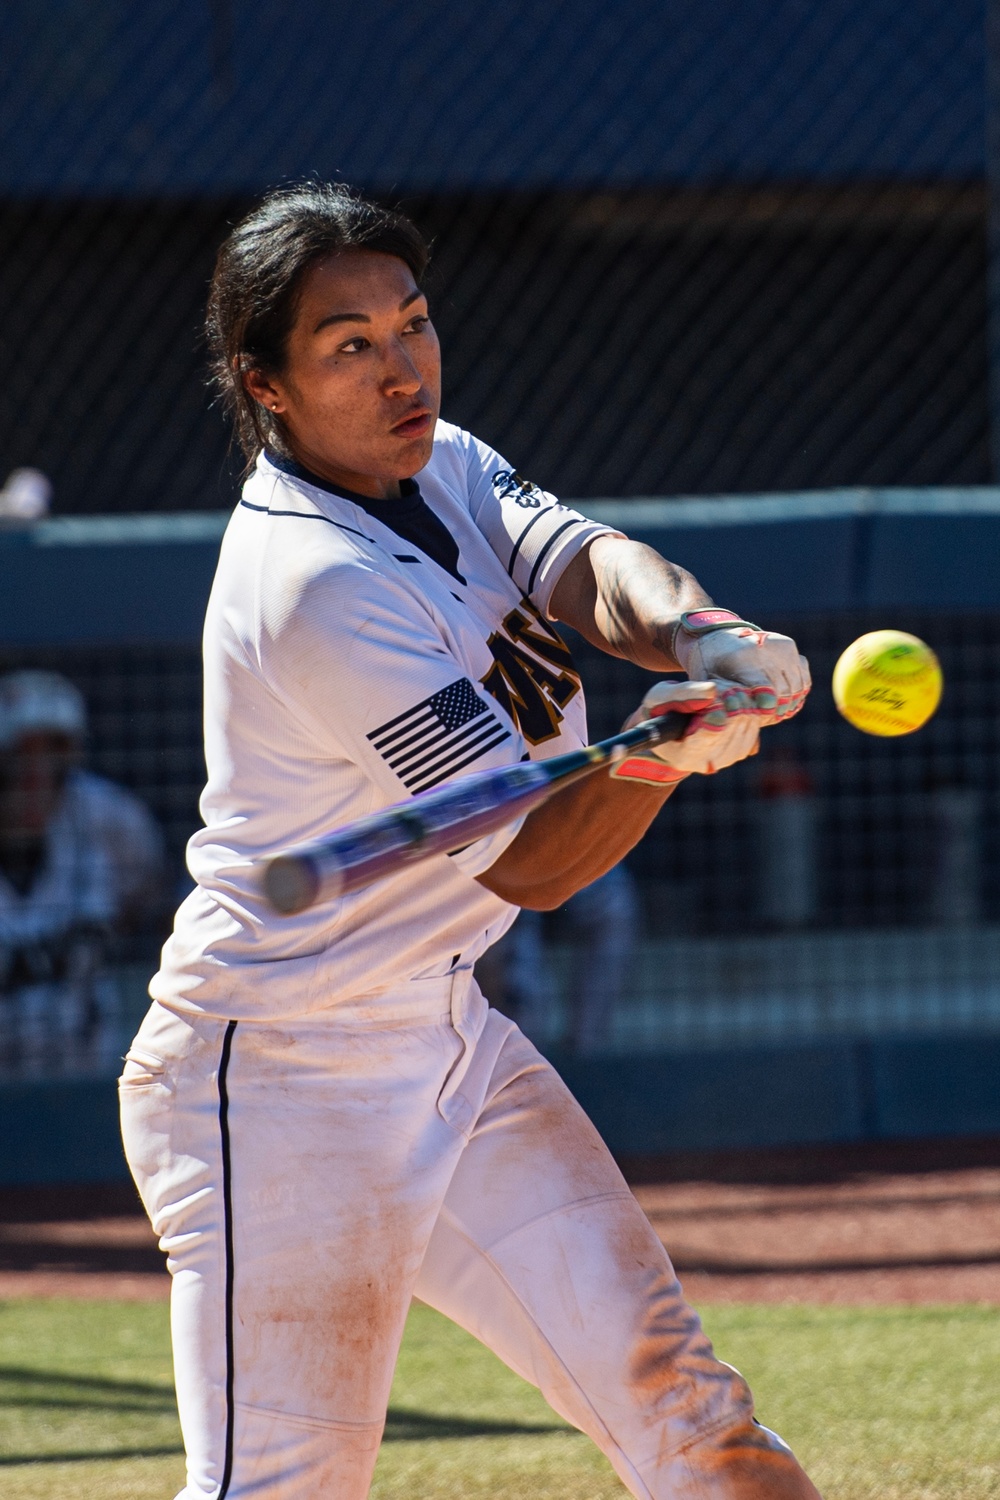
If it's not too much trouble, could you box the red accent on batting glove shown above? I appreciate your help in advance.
[647,694,716,720]
[611,758,689,785]
[679,609,753,633]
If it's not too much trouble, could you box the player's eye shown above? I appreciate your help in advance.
[404,315,430,335]
[339,336,370,354]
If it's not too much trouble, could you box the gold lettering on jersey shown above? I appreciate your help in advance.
[480,600,582,744]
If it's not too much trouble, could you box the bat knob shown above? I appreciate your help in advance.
[264,853,321,914]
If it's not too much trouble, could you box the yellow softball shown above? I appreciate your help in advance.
[832,630,942,737]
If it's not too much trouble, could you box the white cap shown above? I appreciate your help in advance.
[0,468,52,521]
[0,672,87,750]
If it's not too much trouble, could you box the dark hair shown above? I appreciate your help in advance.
[206,182,431,462]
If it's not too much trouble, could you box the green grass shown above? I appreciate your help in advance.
[1,1299,998,1497]
[706,1303,1000,1500]
[0,1300,181,1499]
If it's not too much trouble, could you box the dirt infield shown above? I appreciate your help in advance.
[627,1136,1000,1303]
[2,1137,998,1303]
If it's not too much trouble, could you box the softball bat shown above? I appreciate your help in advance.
[262,711,687,914]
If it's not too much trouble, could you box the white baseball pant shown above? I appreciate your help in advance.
[119,972,820,1500]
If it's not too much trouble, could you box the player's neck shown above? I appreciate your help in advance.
[281,445,403,501]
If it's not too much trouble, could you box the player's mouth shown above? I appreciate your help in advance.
[390,409,433,440]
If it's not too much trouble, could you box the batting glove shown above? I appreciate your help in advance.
[671,610,811,723]
[611,679,760,785]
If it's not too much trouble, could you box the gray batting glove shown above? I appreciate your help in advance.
[672,612,811,722]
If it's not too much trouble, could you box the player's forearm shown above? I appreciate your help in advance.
[476,770,676,910]
[550,534,713,670]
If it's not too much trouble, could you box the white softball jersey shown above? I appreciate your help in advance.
[124,422,815,1500]
[151,421,617,1020]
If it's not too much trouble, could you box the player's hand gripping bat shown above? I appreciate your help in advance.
[262,711,688,914]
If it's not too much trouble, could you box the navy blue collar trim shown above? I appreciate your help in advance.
[264,450,420,511]
[239,497,374,543]
[262,449,466,585]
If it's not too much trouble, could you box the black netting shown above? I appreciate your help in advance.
[1,613,996,936]
[5,615,1000,1066]
[573,612,1000,932]
[0,2,992,511]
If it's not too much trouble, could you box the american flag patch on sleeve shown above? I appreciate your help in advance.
[367,678,511,793]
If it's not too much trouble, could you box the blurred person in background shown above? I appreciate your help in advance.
[491,863,640,1055]
[0,671,165,1076]
[563,862,640,1052]
[756,745,817,929]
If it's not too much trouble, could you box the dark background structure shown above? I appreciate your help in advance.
[4,2,1000,1163]
[0,0,993,511]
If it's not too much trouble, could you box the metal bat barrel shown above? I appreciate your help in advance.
[262,711,685,914]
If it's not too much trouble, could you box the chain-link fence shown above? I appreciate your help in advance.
[477,609,1000,1054]
[3,606,1000,1071]
[0,1,992,514]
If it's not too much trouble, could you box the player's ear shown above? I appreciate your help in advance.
[241,362,284,415]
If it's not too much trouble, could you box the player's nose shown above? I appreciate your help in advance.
[382,340,423,396]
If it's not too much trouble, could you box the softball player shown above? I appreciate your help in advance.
[0,671,164,1075]
[120,184,819,1499]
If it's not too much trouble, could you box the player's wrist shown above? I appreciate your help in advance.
[670,609,759,661]
[670,609,760,670]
